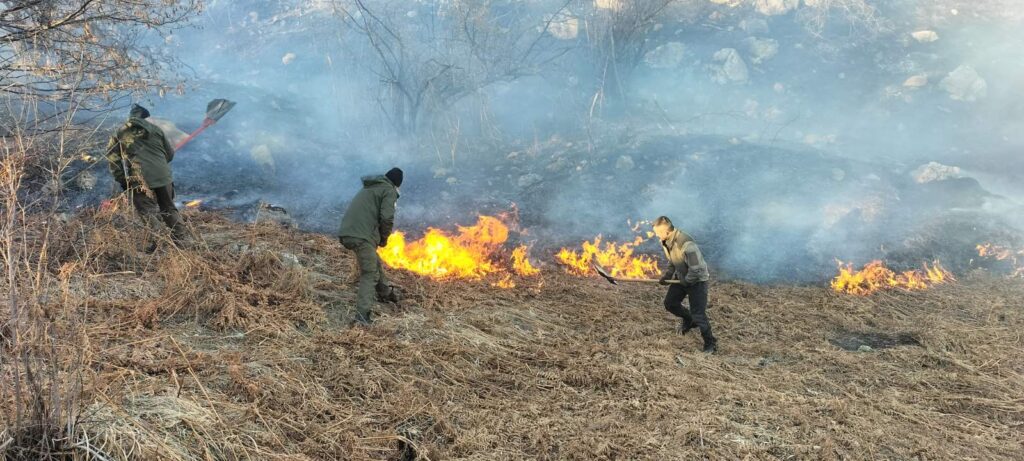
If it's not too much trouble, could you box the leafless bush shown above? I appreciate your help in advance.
[1,1,200,458]
[795,0,889,40]
[335,0,574,136]
[579,0,680,111]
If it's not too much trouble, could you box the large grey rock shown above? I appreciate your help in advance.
[755,0,799,16]
[911,30,940,43]
[912,162,962,184]
[518,173,543,189]
[747,37,779,64]
[710,48,749,84]
[940,65,987,102]
[644,42,687,69]
[616,155,635,171]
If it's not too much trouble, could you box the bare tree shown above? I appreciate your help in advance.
[580,0,679,113]
[1,0,200,130]
[335,0,574,136]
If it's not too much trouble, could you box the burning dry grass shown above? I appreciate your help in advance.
[3,206,1023,459]
[831,259,954,295]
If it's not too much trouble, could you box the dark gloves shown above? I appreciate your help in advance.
[379,220,394,248]
[659,274,673,286]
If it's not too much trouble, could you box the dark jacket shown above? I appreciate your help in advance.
[105,117,175,189]
[338,175,400,246]
[661,229,710,285]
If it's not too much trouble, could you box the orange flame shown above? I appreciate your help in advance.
[831,260,954,295]
[185,199,203,208]
[379,216,506,279]
[557,236,660,278]
[378,216,542,287]
[511,245,540,276]
[977,243,1024,277]
[493,275,516,289]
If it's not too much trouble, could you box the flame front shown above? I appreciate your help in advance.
[185,199,203,208]
[557,236,660,278]
[378,216,542,287]
[512,245,540,276]
[831,260,954,295]
[977,243,1024,277]
[379,216,507,279]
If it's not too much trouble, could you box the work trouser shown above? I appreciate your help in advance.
[339,236,390,318]
[664,281,715,345]
[131,183,186,241]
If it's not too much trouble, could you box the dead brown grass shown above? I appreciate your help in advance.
[4,206,1023,460]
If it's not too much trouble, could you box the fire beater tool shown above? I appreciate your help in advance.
[174,98,237,150]
[99,99,236,211]
[592,263,680,285]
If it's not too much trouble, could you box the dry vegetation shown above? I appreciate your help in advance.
[2,205,1020,459]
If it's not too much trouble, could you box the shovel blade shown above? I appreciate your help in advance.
[205,98,236,122]
[592,263,618,285]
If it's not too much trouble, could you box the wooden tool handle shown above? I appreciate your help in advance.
[616,278,682,284]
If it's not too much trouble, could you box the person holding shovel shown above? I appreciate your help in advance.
[654,216,717,354]
[105,104,187,243]
[338,168,403,325]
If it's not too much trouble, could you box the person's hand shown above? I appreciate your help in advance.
[659,275,672,286]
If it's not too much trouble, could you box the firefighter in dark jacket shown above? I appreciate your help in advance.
[654,216,717,353]
[105,104,186,242]
[338,168,403,325]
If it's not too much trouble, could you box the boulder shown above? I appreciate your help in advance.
[755,0,799,16]
[912,162,961,184]
[940,65,987,102]
[644,42,686,69]
[911,30,940,43]
[902,75,929,88]
[747,37,779,64]
[615,155,635,171]
[710,48,749,84]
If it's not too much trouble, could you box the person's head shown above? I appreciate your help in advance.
[130,104,150,119]
[653,216,675,240]
[385,167,403,188]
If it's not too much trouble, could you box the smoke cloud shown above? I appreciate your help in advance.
[77,1,1024,283]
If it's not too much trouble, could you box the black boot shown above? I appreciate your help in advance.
[700,328,717,354]
[376,284,401,304]
[678,319,694,336]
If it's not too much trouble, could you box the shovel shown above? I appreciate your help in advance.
[98,99,236,211]
[174,98,237,150]
[592,263,680,285]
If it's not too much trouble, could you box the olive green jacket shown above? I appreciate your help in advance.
[105,117,175,189]
[338,175,399,247]
[661,229,710,285]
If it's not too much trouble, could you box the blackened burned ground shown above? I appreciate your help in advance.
[829,330,922,351]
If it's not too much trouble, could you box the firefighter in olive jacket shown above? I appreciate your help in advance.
[105,104,186,241]
[654,216,716,353]
[338,168,403,325]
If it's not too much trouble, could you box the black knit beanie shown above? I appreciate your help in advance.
[385,167,403,187]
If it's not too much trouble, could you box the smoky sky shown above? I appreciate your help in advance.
[103,1,1024,282]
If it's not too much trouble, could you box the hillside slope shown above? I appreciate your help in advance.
[13,209,1024,460]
